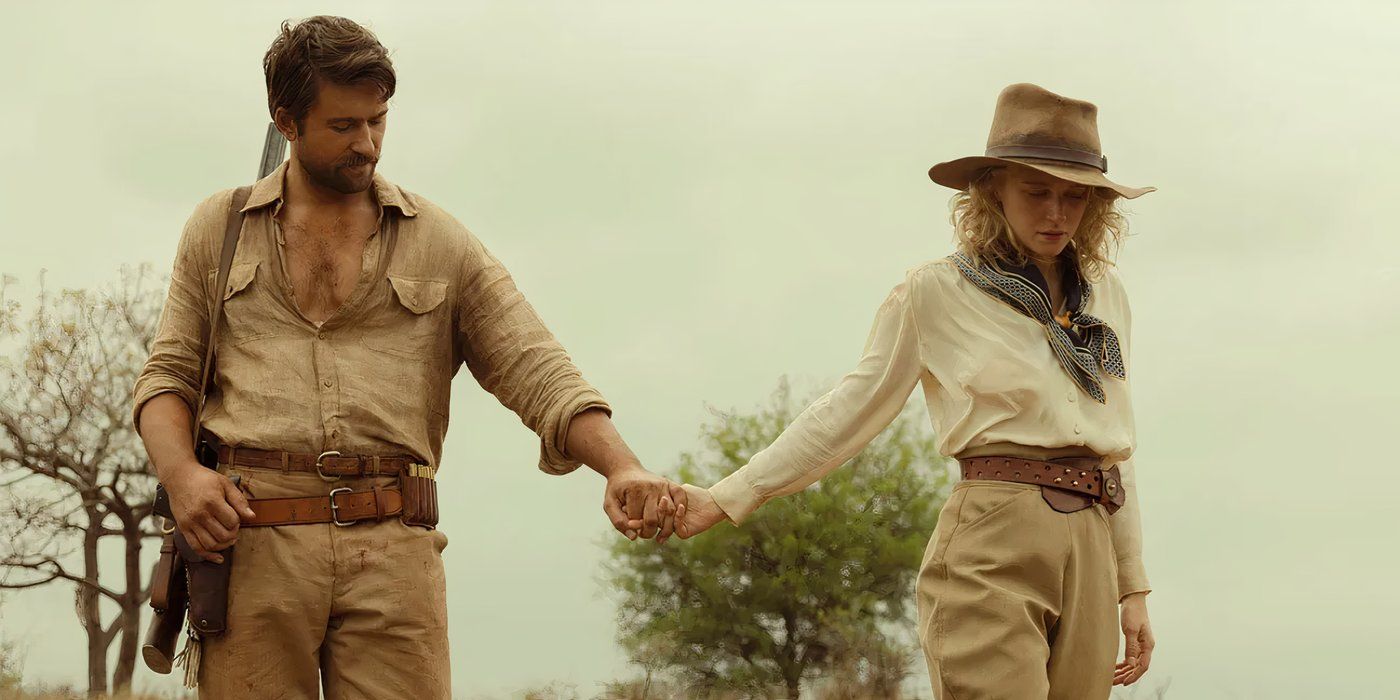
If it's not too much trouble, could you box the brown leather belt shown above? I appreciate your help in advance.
[958,456,1126,514]
[216,445,420,480]
[243,485,403,527]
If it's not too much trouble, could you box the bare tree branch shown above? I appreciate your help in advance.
[0,571,61,590]
[102,616,122,648]
[0,555,124,602]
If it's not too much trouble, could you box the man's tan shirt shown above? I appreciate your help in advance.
[133,162,610,474]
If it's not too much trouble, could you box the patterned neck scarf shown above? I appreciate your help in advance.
[950,249,1125,403]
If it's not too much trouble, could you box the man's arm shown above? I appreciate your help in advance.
[138,394,254,562]
[453,228,677,539]
[563,407,681,541]
[132,191,254,562]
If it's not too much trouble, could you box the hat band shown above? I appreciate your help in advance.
[985,144,1108,173]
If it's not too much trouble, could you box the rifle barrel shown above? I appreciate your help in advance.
[258,122,288,179]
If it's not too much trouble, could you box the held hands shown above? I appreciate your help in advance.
[1114,592,1154,686]
[604,471,730,543]
[673,483,726,539]
[165,462,256,563]
[602,464,686,543]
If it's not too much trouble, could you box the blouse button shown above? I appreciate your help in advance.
[1073,425,1082,435]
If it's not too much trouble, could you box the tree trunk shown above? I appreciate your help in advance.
[82,507,108,697]
[110,524,145,693]
[110,602,140,692]
[785,673,801,699]
[780,609,802,699]
[84,606,107,697]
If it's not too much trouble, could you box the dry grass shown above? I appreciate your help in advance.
[0,689,193,700]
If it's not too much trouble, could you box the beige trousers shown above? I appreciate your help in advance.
[196,467,451,699]
[917,480,1118,700]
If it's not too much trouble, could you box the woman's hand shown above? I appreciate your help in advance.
[1113,592,1154,686]
[673,483,728,539]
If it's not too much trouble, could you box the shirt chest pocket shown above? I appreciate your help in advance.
[361,274,450,359]
[207,261,274,346]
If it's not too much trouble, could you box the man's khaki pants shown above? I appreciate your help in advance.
[917,480,1118,700]
[196,467,451,699]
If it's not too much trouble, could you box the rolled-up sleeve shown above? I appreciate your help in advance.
[709,270,927,524]
[454,229,611,475]
[131,193,221,434]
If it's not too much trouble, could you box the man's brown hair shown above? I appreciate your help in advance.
[263,16,396,132]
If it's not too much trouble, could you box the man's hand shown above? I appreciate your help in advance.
[1114,592,1154,686]
[165,462,255,564]
[561,408,687,542]
[137,394,253,562]
[671,483,727,539]
[602,464,683,542]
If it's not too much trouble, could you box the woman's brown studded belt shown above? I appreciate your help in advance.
[958,456,1126,514]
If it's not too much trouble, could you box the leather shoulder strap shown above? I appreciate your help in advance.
[191,186,253,442]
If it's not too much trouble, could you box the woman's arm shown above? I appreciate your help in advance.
[700,271,929,527]
[1113,457,1154,686]
[1110,457,1150,599]
[1107,268,1150,600]
[1108,268,1153,685]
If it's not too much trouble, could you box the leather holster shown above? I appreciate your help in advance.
[171,529,233,635]
[148,430,237,637]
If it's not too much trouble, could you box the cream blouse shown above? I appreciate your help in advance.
[708,256,1150,599]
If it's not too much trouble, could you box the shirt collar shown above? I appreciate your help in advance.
[992,247,1083,315]
[238,160,420,219]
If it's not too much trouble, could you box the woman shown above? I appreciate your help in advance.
[672,83,1156,698]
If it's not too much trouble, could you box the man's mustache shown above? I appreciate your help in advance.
[340,157,378,167]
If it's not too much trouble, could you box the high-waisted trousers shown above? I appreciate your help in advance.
[917,479,1119,699]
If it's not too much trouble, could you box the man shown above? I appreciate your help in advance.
[133,15,680,697]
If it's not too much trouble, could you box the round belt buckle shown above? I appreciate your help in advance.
[316,450,342,482]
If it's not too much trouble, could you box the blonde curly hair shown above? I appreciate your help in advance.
[949,165,1128,282]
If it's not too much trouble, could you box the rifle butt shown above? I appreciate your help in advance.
[141,606,184,674]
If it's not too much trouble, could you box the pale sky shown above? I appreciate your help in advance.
[2,1,1397,698]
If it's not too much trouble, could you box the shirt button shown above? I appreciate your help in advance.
[322,379,333,388]
[317,332,326,340]
[1068,391,1077,403]
[1074,425,1082,435]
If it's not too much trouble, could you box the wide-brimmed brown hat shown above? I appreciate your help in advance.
[928,83,1155,199]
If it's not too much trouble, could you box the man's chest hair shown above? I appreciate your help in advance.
[281,217,372,304]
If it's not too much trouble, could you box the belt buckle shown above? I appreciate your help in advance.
[316,450,342,482]
[328,487,357,527]
[1101,472,1119,500]
[1095,464,1125,514]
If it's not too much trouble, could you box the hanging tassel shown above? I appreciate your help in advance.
[175,628,202,689]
